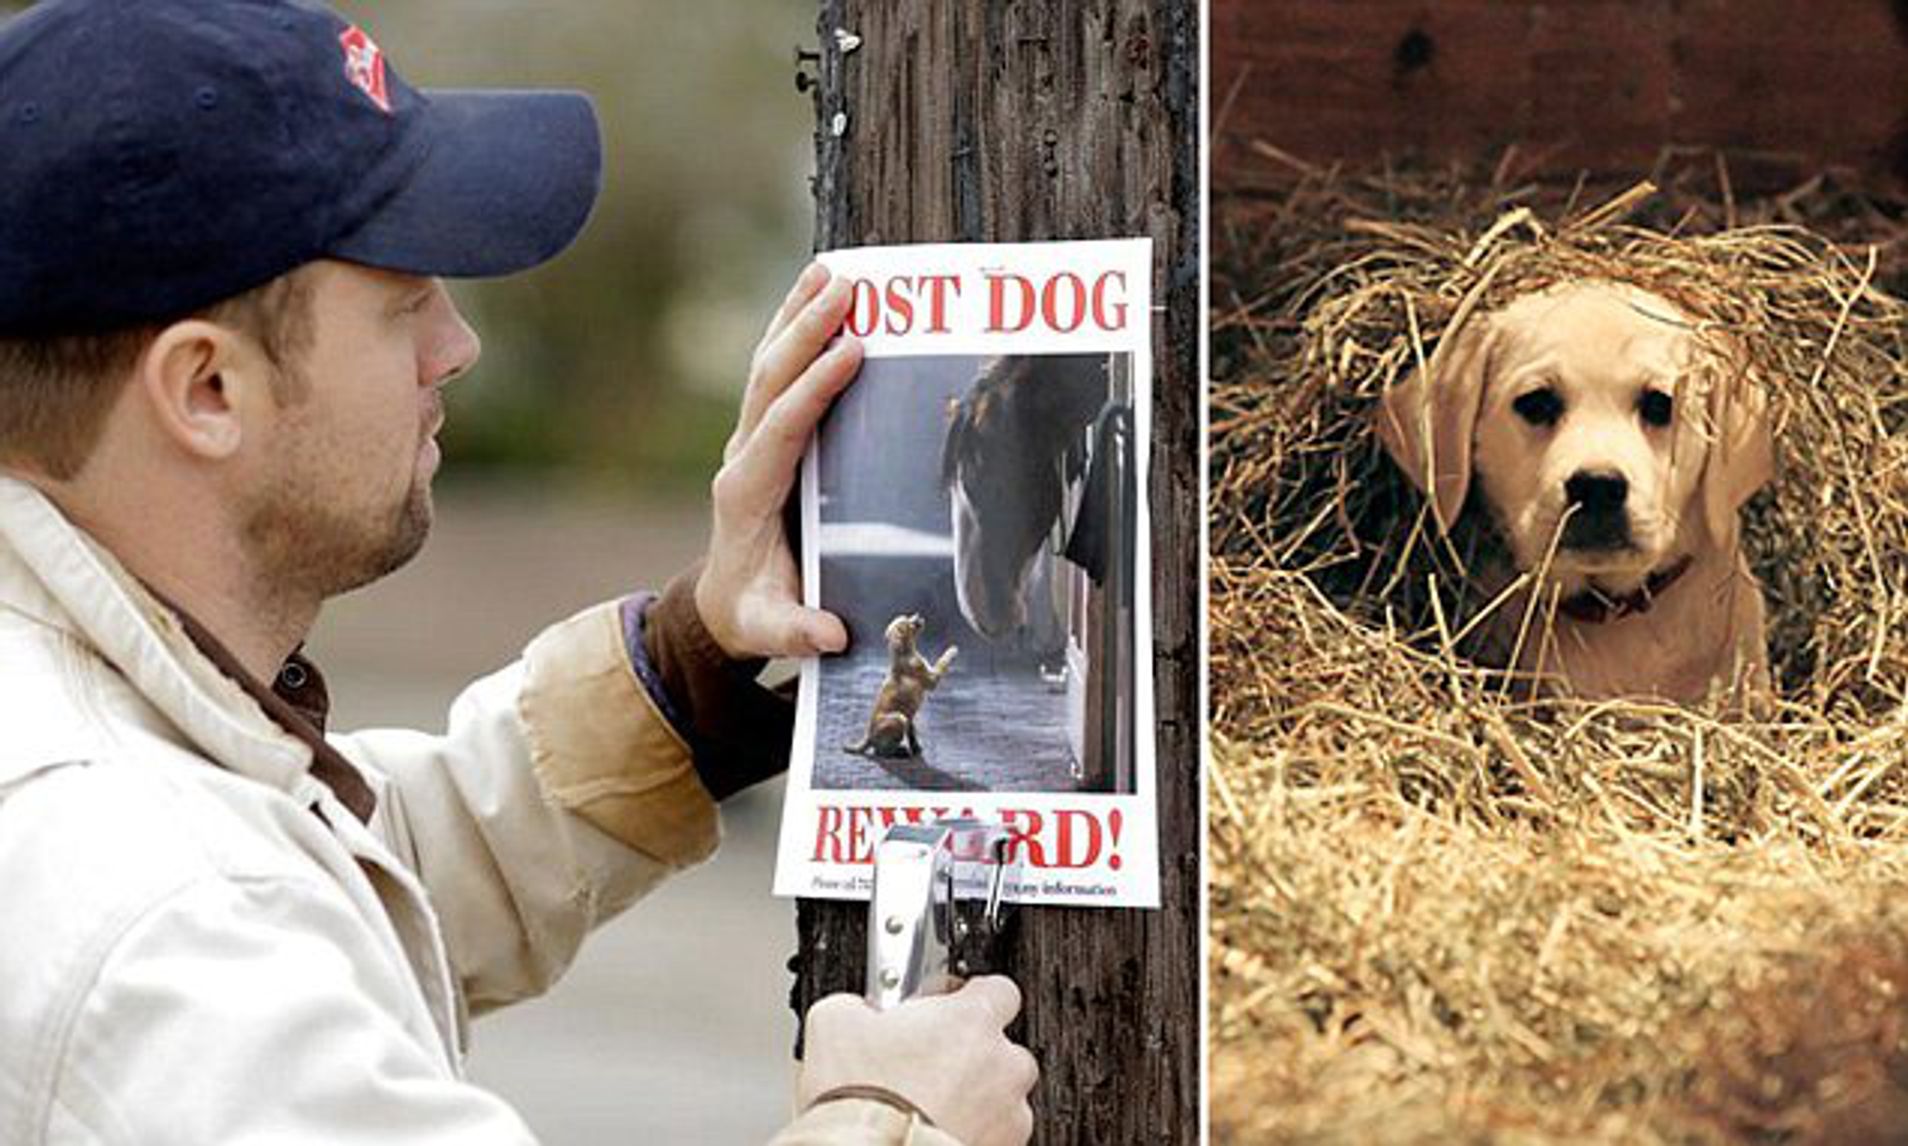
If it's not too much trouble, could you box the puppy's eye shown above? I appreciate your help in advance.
[1512,388,1563,427]
[1639,389,1673,428]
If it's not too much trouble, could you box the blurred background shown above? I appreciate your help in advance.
[1,0,823,1139]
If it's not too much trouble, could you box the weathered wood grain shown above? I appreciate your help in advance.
[792,3,1201,1143]
[1214,0,1908,191]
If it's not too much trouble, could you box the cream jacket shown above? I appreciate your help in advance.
[0,478,948,1145]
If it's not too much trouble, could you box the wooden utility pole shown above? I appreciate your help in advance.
[790,4,1200,1144]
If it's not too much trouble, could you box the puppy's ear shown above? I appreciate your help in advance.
[1372,318,1493,534]
[1699,359,1775,546]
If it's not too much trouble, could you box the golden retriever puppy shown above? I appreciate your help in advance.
[1374,280,1774,704]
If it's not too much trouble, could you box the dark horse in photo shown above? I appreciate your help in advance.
[939,354,1112,639]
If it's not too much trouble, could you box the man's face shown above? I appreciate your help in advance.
[241,260,480,601]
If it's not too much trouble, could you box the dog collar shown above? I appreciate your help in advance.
[1557,555,1695,624]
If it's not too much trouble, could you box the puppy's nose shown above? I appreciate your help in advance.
[1565,471,1629,511]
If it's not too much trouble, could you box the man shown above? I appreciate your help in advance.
[0,1,1037,1144]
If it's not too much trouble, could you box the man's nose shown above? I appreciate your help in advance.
[424,282,482,385]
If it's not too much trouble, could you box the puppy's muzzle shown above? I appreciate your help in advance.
[1561,469,1633,551]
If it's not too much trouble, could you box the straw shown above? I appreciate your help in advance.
[1211,156,1908,1144]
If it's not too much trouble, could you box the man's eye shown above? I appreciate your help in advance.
[1639,389,1674,427]
[1512,388,1563,427]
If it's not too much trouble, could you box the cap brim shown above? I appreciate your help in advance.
[327,89,602,278]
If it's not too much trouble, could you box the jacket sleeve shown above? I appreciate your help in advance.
[331,600,717,1013]
[49,873,538,1146]
[638,566,795,800]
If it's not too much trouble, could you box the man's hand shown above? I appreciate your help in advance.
[696,262,863,659]
[798,977,1038,1146]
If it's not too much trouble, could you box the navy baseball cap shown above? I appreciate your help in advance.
[0,0,603,334]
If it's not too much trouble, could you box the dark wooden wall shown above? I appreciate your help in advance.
[1215,0,1908,191]
[791,2,1201,1143]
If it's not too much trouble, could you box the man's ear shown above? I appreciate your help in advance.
[1699,354,1775,546]
[1371,316,1494,535]
[133,320,260,461]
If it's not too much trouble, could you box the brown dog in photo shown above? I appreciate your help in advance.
[1374,280,1775,704]
[842,613,959,758]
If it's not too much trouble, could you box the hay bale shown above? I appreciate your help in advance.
[1211,161,1908,1143]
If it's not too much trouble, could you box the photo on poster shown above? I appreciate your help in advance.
[774,239,1158,907]
[812,352,1138,797]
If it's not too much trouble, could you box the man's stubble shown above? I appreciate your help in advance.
[240,367,434,605]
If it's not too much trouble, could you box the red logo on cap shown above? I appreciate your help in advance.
[339,26,392,114]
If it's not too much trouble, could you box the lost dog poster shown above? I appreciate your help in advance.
[773,238,1158,908]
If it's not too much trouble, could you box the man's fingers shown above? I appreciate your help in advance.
[734,333,863,485]
[779,606,848,657]
[765,275,855,382]
[734,596,849,658]
[754,260,829,360]
[736,273,855,450]
[800,609,850,656]
[795,980,1037,1146]
[748,274,855,406]
[1007,1044,1040,1095]
[715,597,845,663]
[1005,1101,1036,1146]
[704,266,863,664]
[955,975,1024,1029]
[803,992,868,1034]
